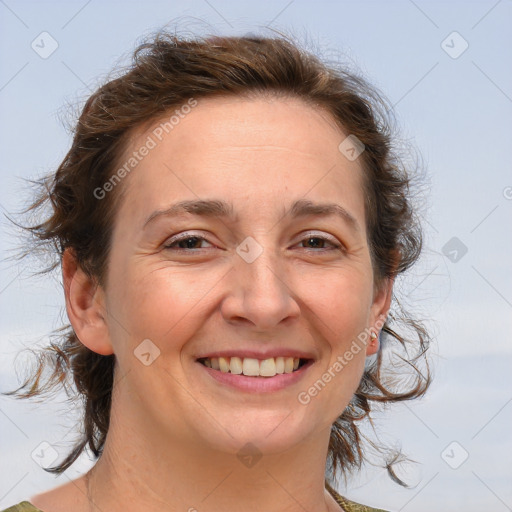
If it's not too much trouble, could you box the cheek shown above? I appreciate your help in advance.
[301,268,373,332]
[106,263,224,351]
[106,248,375,367]
[300,271,371,388]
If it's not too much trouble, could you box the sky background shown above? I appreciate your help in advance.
[0,1,511,511]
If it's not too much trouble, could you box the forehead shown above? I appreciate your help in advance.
[116,94,366,225]
[144,94,346,155]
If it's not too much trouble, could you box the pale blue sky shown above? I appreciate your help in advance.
[0,1,511,511]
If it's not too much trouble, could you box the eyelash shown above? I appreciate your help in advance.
[163,232,344,253]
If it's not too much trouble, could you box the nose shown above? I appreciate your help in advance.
[220,245,301,331]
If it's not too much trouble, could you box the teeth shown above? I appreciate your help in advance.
[259,358,276,377]
[229,356,243,374]
[243,358,261,376]
[201,356,304,377]
[219,357,230,373]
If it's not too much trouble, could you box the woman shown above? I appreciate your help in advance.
[2,29,431,512]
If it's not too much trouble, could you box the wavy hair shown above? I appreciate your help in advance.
[3,27,432,488]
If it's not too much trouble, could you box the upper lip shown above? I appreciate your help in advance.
[195,349,316,361]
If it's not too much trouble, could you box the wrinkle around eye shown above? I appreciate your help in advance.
[139,222,365,258]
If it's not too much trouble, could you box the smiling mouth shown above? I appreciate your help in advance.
[197,356,311,377]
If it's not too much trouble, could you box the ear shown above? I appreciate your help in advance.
[366,274,395,357]
[62,248,114,356]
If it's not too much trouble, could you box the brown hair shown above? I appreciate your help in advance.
[3,28,431,487]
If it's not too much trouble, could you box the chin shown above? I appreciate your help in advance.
[196,410,314,457]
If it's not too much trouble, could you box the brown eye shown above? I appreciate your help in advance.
[164,234,213,250]
[301,236,333,249]
[297,232,342,252]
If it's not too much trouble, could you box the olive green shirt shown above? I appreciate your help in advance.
[1,483,389,511]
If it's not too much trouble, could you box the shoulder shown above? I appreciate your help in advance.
[326,482,390,512]
[335,495,390,512]
[0,502,43,512]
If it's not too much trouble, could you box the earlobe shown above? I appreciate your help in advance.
[62,248,114,356]
[366,329,380,357]
[366,275,395,357]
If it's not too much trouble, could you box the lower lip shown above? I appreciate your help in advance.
[196,360,314,393]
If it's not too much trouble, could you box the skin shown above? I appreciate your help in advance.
[30,94,393,512]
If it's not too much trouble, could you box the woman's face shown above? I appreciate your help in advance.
[85,94,392,455]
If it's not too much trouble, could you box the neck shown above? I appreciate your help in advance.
[84,381,338,512]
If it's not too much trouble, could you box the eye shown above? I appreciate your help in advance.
[163,232,343,253]
[163,233,213,250]
[296,232,342,252]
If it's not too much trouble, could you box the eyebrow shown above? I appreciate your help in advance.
[143,198,360,232]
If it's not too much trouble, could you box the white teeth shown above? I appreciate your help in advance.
[201,356,304,377]
[229,356,243,374]
[243,358,260,376]
[219,357,230,373]
[260,358,276,377]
